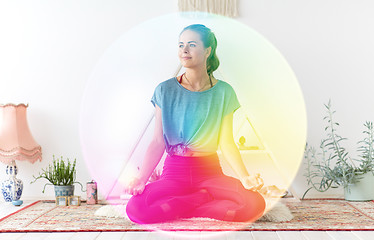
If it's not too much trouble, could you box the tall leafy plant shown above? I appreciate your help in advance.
[31,155,84,193]
[303,100,374,199]
[357,121,374,171]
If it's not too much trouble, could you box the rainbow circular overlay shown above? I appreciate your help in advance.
[80,11,306,236]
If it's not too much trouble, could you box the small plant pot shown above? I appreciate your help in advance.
[54,185,74,197]
[344,172,374,201]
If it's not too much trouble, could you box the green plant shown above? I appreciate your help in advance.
[302,99,374,199]
[31,155,85,193]
[357,121,374,171]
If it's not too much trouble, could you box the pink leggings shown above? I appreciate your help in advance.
[126,153,266,224]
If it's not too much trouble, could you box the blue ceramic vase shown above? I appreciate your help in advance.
[1,160,23,202]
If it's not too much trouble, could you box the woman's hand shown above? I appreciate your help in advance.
[240,173,264,192]
[124,176,146,196]
[149,169,162,183]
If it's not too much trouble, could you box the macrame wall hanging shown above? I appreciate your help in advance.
[178,0,239,18]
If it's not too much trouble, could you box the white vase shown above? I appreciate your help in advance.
[344,171,374,201]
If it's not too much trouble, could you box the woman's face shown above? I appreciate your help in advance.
[178,30,211,69]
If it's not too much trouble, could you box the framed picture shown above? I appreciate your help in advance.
[56,196,68,206]
[68,196,81,206]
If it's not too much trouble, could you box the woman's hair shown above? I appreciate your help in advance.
[179,24,220,76]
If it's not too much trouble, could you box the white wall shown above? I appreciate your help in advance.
[0,0,373,201]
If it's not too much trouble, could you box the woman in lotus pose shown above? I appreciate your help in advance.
[125,24,266,224]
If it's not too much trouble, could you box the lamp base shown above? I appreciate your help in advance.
[12,200,23,206]
[1,160,23,202]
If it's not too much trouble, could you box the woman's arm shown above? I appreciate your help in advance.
[125,104,165,195]
[137,104,166,183]
[218,112,249,180]
[218,112,264,191]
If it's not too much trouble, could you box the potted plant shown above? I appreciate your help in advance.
[31,155,84,197]
[302,99,374,201]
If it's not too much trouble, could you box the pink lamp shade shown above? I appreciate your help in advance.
[0,103,42,164]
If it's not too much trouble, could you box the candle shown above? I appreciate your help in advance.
[59,198,66,205]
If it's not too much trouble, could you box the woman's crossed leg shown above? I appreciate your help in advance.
[186,174,266,222]
[125,177,213,224]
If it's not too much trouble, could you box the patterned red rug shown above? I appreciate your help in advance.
[0,199,374,232]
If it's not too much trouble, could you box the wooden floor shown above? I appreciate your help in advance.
[1,201,373,240]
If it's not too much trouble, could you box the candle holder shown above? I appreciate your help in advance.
[56,196,68,206]
[68,196,81,206]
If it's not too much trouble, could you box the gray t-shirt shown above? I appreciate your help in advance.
[151,76,241,156]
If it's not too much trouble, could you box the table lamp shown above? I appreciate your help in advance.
[0,103,42,202]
